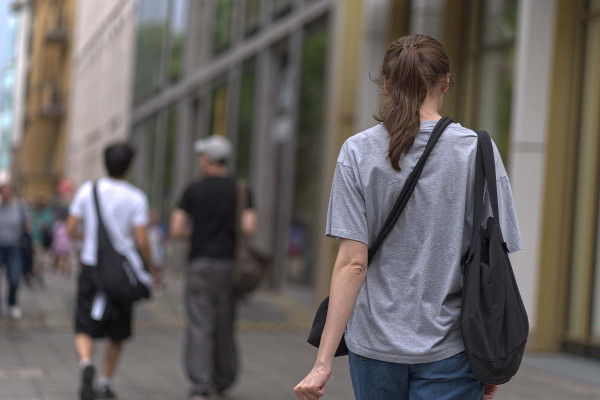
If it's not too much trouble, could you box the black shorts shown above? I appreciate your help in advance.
[74,265,133,342]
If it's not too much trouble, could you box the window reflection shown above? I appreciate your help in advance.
[210,79,229,137]
[169,0,189,82]
[213,0,234,54]
[475,0,518,161]
[245,0,261,37]
[236,60,256,180]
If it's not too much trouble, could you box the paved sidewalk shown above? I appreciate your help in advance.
[0,272,597,399]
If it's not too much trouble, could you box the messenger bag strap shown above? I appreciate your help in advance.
[92,181,113,249]
[368,116,453,263]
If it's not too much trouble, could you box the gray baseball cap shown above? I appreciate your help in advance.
[194,135,233,162]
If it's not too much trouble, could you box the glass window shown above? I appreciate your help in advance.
[481,0,518,46]
[146,116,159,206]
[162,106,178,215]
[213,0,234,54]
[581,17,600,340]
[287,18,330,284]
[244,0,261,36]
[272,0,292,19]
[210,79,229,136]
[134,0,168,105]
[474,0,518,161]
[168,0,189,82]
[565,2,600,343]
[236,60,256,180]
[409,0,444,40]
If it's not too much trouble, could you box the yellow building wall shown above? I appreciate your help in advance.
[17,0,75,200]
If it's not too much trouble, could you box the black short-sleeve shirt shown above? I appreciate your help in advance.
[178,176,252,260]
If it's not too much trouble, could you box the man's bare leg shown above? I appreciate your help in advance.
[96,341,122,398]
[75,333,94,363]
[75,334,95,400]
[103,341,122,379]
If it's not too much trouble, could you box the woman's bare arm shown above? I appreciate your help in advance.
[294,238,368,399]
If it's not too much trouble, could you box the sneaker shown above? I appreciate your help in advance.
[95,385,117,399]
[79,364,95,400]
[9,306,22,320]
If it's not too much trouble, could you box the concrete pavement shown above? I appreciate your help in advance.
[0,270,597,399]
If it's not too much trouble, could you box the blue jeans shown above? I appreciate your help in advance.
[349,351,483,400]
[0,246,23,306]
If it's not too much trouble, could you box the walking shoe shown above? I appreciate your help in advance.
[9,306,22,320]
[95,385,118,399]
[79,364,95,400]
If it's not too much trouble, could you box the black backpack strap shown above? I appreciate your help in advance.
[474,130,506,244]
[469,135,486,253]
[368,116,453,263]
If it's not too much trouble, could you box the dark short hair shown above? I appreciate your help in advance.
[104,143,135,178]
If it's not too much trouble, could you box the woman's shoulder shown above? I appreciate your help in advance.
[338,124,388,165]
[444,122,478,138]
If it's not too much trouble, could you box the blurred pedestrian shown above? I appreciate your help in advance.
[170,135,256,400]
[294,34,522,400]
[51,207,73,276]
[66,143,156,400]
[0,184,28,319]
[31,193,54,284]
[148,209,166,289]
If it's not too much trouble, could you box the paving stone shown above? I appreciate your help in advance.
[0,272,597,399]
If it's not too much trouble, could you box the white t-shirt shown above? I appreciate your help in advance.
[69,177,149,266]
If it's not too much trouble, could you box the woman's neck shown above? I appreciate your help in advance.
[419,93,443,121]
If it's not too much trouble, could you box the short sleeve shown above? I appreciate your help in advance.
[326,161,368,246]
[69,181,91,219]
[482,143,523,253]
[178,186,194,214]
[132,193,149,227]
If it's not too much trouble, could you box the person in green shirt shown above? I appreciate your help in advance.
[31,194,54,282]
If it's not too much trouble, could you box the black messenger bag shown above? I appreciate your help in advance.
[308,117,453,357]
[93,183,152,305]
[461,131,529,384]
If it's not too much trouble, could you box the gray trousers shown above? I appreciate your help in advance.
[185,258,237,395]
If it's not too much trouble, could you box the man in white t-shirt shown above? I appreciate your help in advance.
[67,143,156,400]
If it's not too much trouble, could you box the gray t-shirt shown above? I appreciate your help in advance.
[326,120,523,364]
[0,201,25,247]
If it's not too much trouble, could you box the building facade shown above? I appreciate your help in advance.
[65,0,138,184]
[61,0,599,358]
[14,0,75,199]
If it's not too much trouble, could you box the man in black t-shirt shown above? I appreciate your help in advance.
[170,135,256,400]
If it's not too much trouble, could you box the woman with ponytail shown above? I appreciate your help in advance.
[294,34,522,400]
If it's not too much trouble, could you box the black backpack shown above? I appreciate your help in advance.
[461,131,529,384]
[93,182,152,305]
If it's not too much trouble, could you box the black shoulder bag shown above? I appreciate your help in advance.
[307,117,453,357]
[93,182,152,305]
[461,131,528,384]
